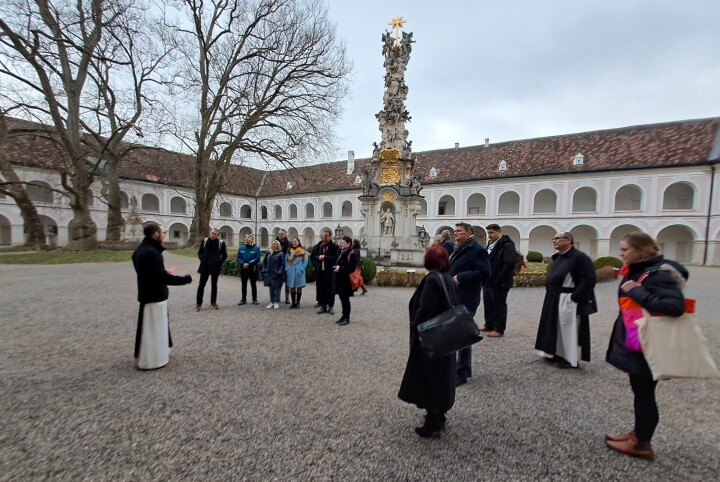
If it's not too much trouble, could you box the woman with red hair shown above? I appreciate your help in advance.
[398,244,457,437]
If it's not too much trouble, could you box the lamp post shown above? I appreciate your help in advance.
[417,225,430,249]
[334,224,343,241]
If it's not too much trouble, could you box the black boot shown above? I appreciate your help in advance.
[415,411,443,438]
[290,292,297,308]
[296,291,302,308]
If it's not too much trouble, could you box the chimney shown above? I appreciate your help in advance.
[484,138,490,147]
[454,142,459,149]
[346,150,355,175]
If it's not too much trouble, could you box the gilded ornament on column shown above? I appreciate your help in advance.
[380,166,401,184]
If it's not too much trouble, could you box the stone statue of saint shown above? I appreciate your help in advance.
[380,208,395,236]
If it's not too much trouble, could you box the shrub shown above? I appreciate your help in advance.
[594,256,623,269]
[513,272,547,287]
[221,258,241,277]
[375,268,425,287]
[526,251,544,263]
[360,257,377,284]
[596,265,619,282]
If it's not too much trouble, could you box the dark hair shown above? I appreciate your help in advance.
[441,229,451,240]
[622,232,659,259]
[291,236,303,249]
[143,221,161,238]
[424,244,451,272]
[486,223,501,232]
[341,235,352,245]
[455,222,473,234]
[352,239,360,249]
[322,228,333,237]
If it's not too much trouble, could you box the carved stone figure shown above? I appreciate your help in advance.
[380,208,395,236]
[411,174,423,195]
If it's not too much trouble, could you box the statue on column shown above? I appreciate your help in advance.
[380,208,395,236]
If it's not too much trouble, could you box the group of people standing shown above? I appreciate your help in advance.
[132,220,691,459]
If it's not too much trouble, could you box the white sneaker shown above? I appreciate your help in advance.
[266,303,274,309]
[273,303,280,309]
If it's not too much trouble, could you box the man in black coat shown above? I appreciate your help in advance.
[196,228,228,310]
[482,224,517,337]
[311,228,339,315]
[449,222,491,386]
[276,228,291,304]
[535,231,597,368]
[132,221,192,370]
[440,229,454,256]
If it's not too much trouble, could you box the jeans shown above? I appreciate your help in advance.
[269,285,281,304]
[630,375,659,442]
[240,268,258,301]
[196,272,219,305]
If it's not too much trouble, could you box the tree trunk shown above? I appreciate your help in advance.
[103,159,124,242]
[0,162,47,248]
[187,192,213,247]
[66,188,98,250]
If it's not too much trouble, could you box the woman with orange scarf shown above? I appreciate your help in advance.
[285,237,308,308]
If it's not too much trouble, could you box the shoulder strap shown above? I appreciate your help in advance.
[434,273,453,307]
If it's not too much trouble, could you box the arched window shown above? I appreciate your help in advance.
[289,204,298,219]
[240,204,252,219]
[261,206,268,220]
[615,185,642,211]
[322,202,333,218]
[141,193,160,212]
[26,181,54,204]
[86,190,95,208]
[466,193,486,215]
[120,191,129,210]
[219,202,233,217]
[662,182,695,210]
[170,196,187,214]
[572,187,597,213]
[437,195,455,216]
[274,205,282,219]
[341,201,353,218]
[498,191,520,215]
[533,189,557,214]
[418,198,428,216]
[305,203,315,219]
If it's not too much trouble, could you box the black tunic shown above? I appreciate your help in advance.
[398,271,457,412]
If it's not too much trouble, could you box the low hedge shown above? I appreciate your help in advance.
[594,256,623,269]
[513,272,547,287]
[360,257,377,284]
[526,251,544,263]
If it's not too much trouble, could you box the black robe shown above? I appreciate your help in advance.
[534,247,597,361]
[398,271,457,412]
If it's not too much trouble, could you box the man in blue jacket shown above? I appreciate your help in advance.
[449,222,491,386]
[237,233,262,305]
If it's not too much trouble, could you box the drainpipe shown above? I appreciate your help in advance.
[255,171,268,238]
[704,163,716,265]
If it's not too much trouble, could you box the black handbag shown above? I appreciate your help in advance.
[416,274,483,359]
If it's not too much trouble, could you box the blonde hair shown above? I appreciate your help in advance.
[622,232,659,260]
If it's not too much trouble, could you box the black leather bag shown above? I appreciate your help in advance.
[416,275,483,359]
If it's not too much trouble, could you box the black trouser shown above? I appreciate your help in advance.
[483,284,510,333]
[456,306,477,379]
[338,289,351,320]
[197,272,219,304]
[629,375,659,442]
[317,270,335,309]
[240,268,258,301]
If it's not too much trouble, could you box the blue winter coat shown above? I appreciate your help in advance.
[285,249,308,288]
[263,251,286,288]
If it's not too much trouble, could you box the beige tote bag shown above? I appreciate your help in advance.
[636,299,720,381]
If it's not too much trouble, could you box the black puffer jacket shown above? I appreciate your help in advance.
[606,255,688,378]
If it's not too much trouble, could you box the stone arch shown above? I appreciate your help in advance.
[322,202,333,218]
[167,222,189,245]
[287,227,299,240]
[437,195,455,216]
[289,204,298,219]
[0,214,13,245]
[304,202,315,219]
[26,181,54,204]
[274,204,283,220]
[528,225,557,259]
[219,202,233,218]
[533,189,557,214]
[568,224,599,259]
[656,224,695,263]
[218,225,234,246]
[341,201,353,218]
[435,225,453,236]
[341,226,354,239]
[471,225,487,245]
[609,224,642,258]
[303,227,316,247]
[498,191,520,215]
[259,227,269,248]
[418,198,428,216]
[239,226,253,243]
[466,193,486,216]
[662,181,696,210]
[141,193,160,212]
[170,196,187,214]
[500,225,521,246]
[120,191,130,210]
[614,184,643,211]
[572,186,598,213]
[261,206,269,220]
[240,204,252,219]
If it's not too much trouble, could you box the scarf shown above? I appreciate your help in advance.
[287,247,306,265]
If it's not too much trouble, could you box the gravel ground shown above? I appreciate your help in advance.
[1,253,719,481]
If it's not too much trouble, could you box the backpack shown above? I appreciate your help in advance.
[514,251,525,274]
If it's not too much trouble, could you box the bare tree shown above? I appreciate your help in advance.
[0,0,170,247]
[170,0,351,245]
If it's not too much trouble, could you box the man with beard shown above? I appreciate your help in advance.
[312,228,339,315]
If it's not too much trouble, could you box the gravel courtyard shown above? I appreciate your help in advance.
[1,253,719,481]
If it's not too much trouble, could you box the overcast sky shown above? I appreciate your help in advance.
[325,0,720,161]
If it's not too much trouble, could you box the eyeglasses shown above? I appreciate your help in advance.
[551,237,568,241]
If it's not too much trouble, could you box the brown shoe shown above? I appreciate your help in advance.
[606,435,654,459]
[479,326,491,332]
[486,331,503,337]
[211,303,219,310]
[196,304,202,311]
[605,430,635,442]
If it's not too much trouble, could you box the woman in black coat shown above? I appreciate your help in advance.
[398,244,457,437]
[605,232,688,459]
[332,236,356,326]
